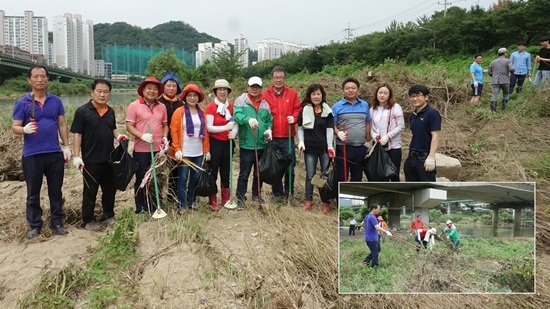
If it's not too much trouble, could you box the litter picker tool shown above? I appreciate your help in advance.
[389,234,425,252]
[287,124,292,207]
[224,136,238,209]
[147,123,167,219]
[253,129,264,212]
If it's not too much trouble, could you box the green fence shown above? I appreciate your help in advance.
[102,45,194,76]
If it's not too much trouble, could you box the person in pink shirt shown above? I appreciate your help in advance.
[126,77,169,214]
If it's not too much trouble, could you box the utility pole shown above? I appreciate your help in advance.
[343,23,355,42]
[438,0,451,17]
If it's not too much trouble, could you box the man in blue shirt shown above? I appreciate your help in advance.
[361,203,392,268]
[469,54,486,104]
[509,42,532,94]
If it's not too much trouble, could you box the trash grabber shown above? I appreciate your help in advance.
[342,123,347,182]
[224,138,238,209]
[147,123,167,219]
[287,123,292,207]
[253,129,263,212]
[389,234,424,252]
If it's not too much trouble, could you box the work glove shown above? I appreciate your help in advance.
[298,141,305,152]
[473,81,479,87]
[263,129,272,141]
[327,147,335,158]
[365,140,374,151]
[62,146,71,163]
[175,150,183,161]
[424,156,436,172]
[204,152,211,161]
[23,121,37,134]
[447,236,450,239]
[141,133,153,144]
[72,156,84,169]
[228,131,237,139]
[287,116,295,124]
[224,122,235,131]
[160,136,169,150]
[337,131,347,142]
[248,118,259,129]
[371,132,379,141]
[117,134,128,142]
[386,231,392,237]
[380,135,390,146]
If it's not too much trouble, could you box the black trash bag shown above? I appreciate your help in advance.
[259,142,292,185]
[107,139,138,191]
[318,161,338,202]
[363,143,398,181]
[195,161,218,197]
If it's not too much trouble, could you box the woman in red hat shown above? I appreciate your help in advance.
[170,84,210,212]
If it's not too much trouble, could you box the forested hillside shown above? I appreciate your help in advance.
[93,21,220,58]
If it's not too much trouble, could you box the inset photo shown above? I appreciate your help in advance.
[338,182,535,294]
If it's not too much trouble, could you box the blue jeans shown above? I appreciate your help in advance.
[404,153,436,181]
[304,152,329,201]
[178,155,203,209]
[22,152,65,228]
[236,148,264,201]
[535,70,550,89]
[270,138,295,197]
[364,240,380,268]
[510,74,527,93]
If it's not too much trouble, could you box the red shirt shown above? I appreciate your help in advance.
[205,102,234,141]
[418,228,428,239]
[411,219,424,230]
[263,86,301,138]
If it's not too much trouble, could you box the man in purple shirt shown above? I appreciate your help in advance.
[361,203,392,268]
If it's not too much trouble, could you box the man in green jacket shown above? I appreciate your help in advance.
[234,76,273,210]
[444,220,461,253]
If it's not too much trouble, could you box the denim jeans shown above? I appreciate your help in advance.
[509,74,527,93]
[270,138,295,197]
[404,154,436,181]
[364,240,380,268]
[134,151,156,213]
[304,152,329,201]
[535,70,550,89]
[178,155,203,209]
[236,148,264,201]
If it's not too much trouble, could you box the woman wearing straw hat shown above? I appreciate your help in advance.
[205,79,237,211]
[170,84,210,212]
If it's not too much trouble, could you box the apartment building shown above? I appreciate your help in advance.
[257,39,308,62]
[53,13,94,75]
[195,40,230,68]
[0,10,50,64]
[235,34,249,68]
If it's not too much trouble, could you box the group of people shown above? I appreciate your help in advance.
[13,63,444,239]
[469,35,550,113]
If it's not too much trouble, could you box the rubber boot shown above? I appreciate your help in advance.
[322,202,330,213]
[490,101,497,113]
[221,188,230,206]
[209,194,219,211]
[502,99,508,110]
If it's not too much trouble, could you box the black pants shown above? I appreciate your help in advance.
[236,148,264,200]
[210,137,232,189]
[349,224,356,236]
[404,154,436,181]
[364,240,380,268]
[386,148,402,182]
[133,151,157,213]
[22,152,65,228]
[510,74,527,93]
[336,144,366,182]
[271,137,296,197]
[81,163,115,224]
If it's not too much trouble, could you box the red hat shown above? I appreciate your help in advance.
[181,83,205,103]
[137,77,164,97]
[377,216,384,221]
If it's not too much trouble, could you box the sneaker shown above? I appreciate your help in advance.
[252,196,266,205]
[237,201,244,210]
[303,201,313,211]
[26,227,41,239]
[50,225,69,236]
[84,222,103,232]
[101,217,117,226]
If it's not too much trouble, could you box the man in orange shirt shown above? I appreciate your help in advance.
[409,214,424,235]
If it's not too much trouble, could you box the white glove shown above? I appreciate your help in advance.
[287,116,295,124]
[23,122,37,134]
[380,135,390,146]
[365,140,374,151]
[386,231,392,237]
[473,81,479,87]
[204,152,211,161]
[371,132,379,141]
[72,156,84,169]
[248,118,259,129]
[141,133,153,143]
[424,156,436,172]
[160,136,169,149]
[298,141,305,151]
[337,131,347,141]
[62,146,71,163]
[224,122,235,131]
[447,236,450,239]
[117,134,128,142]
[175,150,183,161]
[263,129,272,141]
[228,131,236,139]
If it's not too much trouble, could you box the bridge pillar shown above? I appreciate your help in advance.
[513,208,522,230]
[492,208,499,237]
[388,208,401,230]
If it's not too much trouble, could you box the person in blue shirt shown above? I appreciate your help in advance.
[469,54,487,105]
[509,42,532,94]
[360,203,392,268]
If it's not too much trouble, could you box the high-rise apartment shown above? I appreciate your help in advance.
[53,13,94,75]
[195,40,230,68]
[235,34,249,68]
[257,39,308,62]
[0,10,50,64]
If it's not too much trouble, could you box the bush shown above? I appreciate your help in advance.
[429,208,443,222]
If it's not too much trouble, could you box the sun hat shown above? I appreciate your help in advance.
[160,72,182,94]
[429,228,437,234]
[180,83,205,103]
[446,220,453,225]
[137,77,164,97]
[212,79,232,94]
[247,76,262,87]
[497,47,508,54]
[377,216,383,221]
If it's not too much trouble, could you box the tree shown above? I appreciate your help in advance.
[211,49,245,82]
[145,49,186,80]
[340,207,355,222]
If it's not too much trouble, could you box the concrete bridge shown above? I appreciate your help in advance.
[340,182,535,236]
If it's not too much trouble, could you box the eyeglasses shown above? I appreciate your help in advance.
[409,94,425,99]
[186,93,199,98]
[272,76,285,80]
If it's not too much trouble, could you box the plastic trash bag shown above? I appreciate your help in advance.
[195,161,217,197]
[318,161,338,202]
[259,142,292,185]
[107,139,138,191]
[363,143,397,181]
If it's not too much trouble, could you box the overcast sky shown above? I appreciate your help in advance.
[3,0,496,48]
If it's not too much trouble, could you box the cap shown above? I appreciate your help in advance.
[446,220,452,225]
[497,47,508,54]
[248,76,263,87]
[429,228,437,234]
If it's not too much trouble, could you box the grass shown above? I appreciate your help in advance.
[339,234,534,293]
